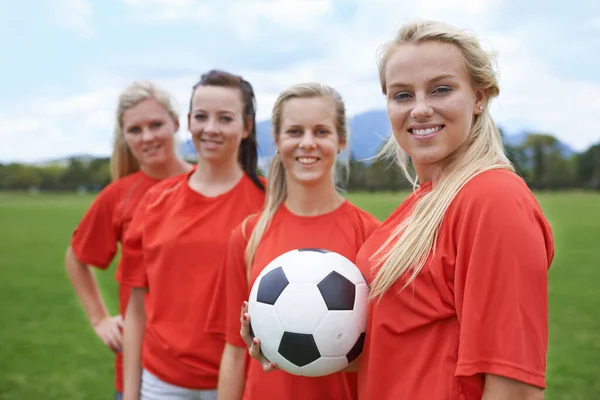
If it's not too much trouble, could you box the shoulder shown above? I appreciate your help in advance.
[240,212,262,240]
[89,172,147,207]
[457,169,531,201]
[344,201,381,228]
[447,168,548,231]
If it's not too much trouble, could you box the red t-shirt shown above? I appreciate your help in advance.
[208,200,380,400]
[355,169,554,399]
[70,170,161,392]
[119,171,265,390]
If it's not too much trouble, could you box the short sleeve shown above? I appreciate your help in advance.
[71,185,120,268]
[118,191,150,288]
[206,223,250,348]
[452,172,554,388]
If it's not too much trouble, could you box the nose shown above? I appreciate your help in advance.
[204,117,219,135]
[141,127,155,142]
[410,95,434,120]
[299,131,317,149]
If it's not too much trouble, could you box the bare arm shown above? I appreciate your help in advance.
[482,374,544,400]
[123,287,147,400]
[65,246,123,352]
[217,343,247,400]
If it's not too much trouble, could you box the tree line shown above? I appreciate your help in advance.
[1,133,599,192]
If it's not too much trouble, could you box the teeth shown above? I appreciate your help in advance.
[298,157,317,165]
[412,126,442,136]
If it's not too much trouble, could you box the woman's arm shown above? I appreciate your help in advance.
[217,343,247,400]
[65,247,123,352]
[483,374,544,400]
[123,287,147,400]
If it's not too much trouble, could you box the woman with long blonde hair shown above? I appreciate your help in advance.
[243,20,554,400]
[213,82,380,400]
[65,81,192,400]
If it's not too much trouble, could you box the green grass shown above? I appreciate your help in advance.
[1,191,599,399]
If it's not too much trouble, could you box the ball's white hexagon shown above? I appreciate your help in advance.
[353,282,369,331]
[247,302,284,364]
[325,252,366,285]
[313,311,361,357]
[297,356,349,377]
[273,283,328,334]
[281,250,331,284]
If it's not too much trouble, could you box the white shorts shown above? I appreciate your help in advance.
[141,369,217,400]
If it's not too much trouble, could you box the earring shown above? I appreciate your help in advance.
[479,105,483,111]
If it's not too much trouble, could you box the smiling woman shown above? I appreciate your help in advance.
[65,81,192,400]
[119,70,266,400]
[206,83,380,400]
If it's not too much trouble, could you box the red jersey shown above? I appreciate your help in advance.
[209,200,380,400]
[355,169,554,399]
[119,171,265,390]
[71,170,161,392]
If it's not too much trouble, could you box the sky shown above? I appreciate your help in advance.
[1,0,599,163]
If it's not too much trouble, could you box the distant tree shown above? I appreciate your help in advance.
[521,133,570,189]
[4,163,42,189]
[576,143,600,189]
[61,158,90,190]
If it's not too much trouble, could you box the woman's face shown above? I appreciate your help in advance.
[276,96,344,186]
[122,97,178,168]
[188,85,250,165]
[384,41,486,179]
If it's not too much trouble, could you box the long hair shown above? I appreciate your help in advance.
[244,83,349,269]
[370,20,514,298]
[190,69,264,191]
[110,81,180,181]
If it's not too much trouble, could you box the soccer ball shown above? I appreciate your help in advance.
[248,248,368,377]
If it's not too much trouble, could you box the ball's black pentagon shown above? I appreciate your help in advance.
[317,271,356,310]
[257,266,289,305]
[298,248,330,253]
[278,332,321,367]
[346,332,365,364]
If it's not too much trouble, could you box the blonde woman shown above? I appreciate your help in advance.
[215,83,380,400]
[243,21,554,400]
[65,81,192,400]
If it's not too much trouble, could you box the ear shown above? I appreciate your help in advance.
[242,116,252,139]
[173,118,180,133]
[473,89,487,115]
[187,112,191,131]
[337,132,347,154]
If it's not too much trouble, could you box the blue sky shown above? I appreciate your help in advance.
[1,0,599,162]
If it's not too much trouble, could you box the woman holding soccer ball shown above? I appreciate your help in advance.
[209,82,380,400]
[243,20,554,400]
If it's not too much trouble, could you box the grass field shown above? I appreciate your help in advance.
[1,190,599,399]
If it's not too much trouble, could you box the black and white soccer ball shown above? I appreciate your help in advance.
[248,248,368,377]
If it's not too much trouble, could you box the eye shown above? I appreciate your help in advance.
[432,86,452,95]
[220,115,233,123]
[316,128,330,136]
[127,126,141,134]
[392,92,412,101]
[194,114,206,121]
[286,128,302,136]
[150,121,163,129]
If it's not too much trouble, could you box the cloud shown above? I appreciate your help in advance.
[120,0,333,37]
[47,0,94,36]
[2,0,598,163]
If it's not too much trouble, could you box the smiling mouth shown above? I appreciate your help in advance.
[143,144,161,153]
[409,125,444,136]
[201,139,224,145]
[297,157,319,165]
